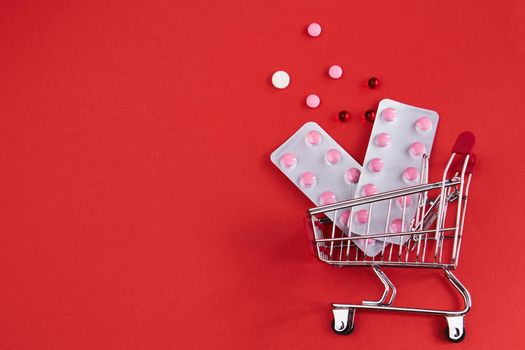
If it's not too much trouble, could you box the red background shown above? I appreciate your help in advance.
[1,1,525,349]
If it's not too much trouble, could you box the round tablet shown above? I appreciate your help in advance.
[307,23,322,37]
[365,239,376,246]
[361,183,378,197]
[395,196,413,209]
[305,130,322,146]
[390,218,403,233]
[319,191,336,205]
[355,209,369,224]
[402,167,419,182]
[279,152,297,169]
[368,157,384,172]
[328,65,343,79]
[271,71,290,89]
[345,168,361,184]
[306,94,321,108]
[381,108,397,122]
[409,141,426,157]
[415,116,433,132]
[299,171,317,188]
[325,149,342,165]
[338,210,350,226]
[374,133,391,147]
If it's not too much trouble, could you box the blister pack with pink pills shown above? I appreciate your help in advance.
[352,99,439,244]
[271,122,383,256]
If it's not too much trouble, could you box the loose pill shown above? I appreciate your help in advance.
[368,157,384,172]
[271,70,290,89]
[299,171,317,188]
[390,218,403,233]
[409,141,426,157]
[305,130,322,146]
[328,65,343,79]
[368,77,380,89]
[381,107,397,122]
[403,167,419,182]
[395,196,413,209]
[307,23,322,37]
[319,191,336,205]
[279,152,297,169]
[345,168,361,184]
[415,116,433,132]
[325,149,342,165]
[306,94,321,108]
[355,209,369,224]
[365,110,376,123]
[374,133,391,147]
[361,183,378,197]
[338,110,350,122]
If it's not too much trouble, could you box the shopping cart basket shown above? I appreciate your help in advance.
[304,132,476,342]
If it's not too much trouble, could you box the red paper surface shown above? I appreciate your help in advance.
[1,1,524,349]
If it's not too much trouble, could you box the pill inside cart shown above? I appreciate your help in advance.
[319,191,337,205]
[279,152,297,169]
[402,167,419,182]
[374,133,391,147]
[325,149,342,165]
[355,209,369,224]
[415,116,433,132]
[368,157,384,172]
[345,168,361,184]
[361,183,378,196]
[395,195,413,209]
[390,218,403,233]
[409,141,426,157]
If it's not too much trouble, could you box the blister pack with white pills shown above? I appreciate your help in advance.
[271,122,383,256]
[352,99,439,244]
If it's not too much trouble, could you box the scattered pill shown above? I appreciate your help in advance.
[328,65,343,79]
[381,108,397,122]
[415,116,433,132]
[374,133,391,147]
[355,209,369,224]
[338,110,350,122]
[299,171,317,188]
[271,70,290,89]
[305,130,322,146]
[368,77,380,89]
[365,110,376,123]
[325,149,342,165]
[307,23,322,37]
[280,152,297,169]
[345,168,361,184]
[319,191,336,205]
[306,94,321,108]
[390,218,403,233]
[403,167,419,182]
[361,183,378,196]
[409,141,426,157]
[368,157,384,172]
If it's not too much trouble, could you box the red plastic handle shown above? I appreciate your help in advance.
[452,131,476,155]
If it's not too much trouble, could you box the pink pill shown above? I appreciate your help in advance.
[338,210,350,226]
[307,23,322,37]
[368,157,384,172]
[415,116,433,132]
[306,94,321,108]
[299,171,317,188]
[402,167,419,182]
[305,130,322,146]
[390,218,403,233]
[409,141,426,157]
[328,65,343,79]
[381,107,397,122]
[355,209,369,224]
[374,133,391,147]
[345,168,361,184]
[279,152,297,169]
[361,183,378,197]
[319,191,336,205]
[325,149,342,165]
[395,195,413,209]
[365,239,376,246]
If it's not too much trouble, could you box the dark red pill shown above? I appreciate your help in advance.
[365,110,376,123]
[368,77,380,89]
[338,110,350,122]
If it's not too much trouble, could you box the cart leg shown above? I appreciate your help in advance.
[445,316,465,342]
[332,308,355,335]
[362,265,396,306]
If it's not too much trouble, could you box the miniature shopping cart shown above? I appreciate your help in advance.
[304,132,476,342]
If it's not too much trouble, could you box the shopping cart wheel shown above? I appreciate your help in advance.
[331,308,355,335]
[444,316,466,342]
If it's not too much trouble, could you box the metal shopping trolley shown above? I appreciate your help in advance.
[304,132,476,342]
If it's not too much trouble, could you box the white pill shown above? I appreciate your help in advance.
[272,71,290,89]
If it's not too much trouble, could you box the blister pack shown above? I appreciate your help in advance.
[271,122,383,256]
[352,99,439,244]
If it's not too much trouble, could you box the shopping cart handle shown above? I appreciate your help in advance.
[452,131,476,155]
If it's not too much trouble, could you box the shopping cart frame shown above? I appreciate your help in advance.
[305,132,476,342]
